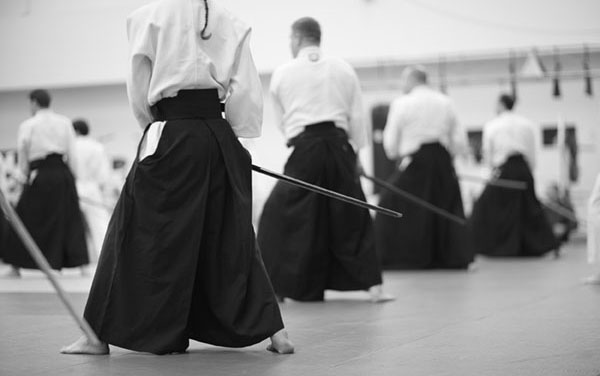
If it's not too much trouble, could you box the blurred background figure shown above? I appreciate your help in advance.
[258,17,392,303]
[0,155,8,262]
[0,212,7,263]
[585,174,600,284]
[3,89,89,277]
[375,66,473,270]
[469,94,558,257]
[544,183,578,246]
[72,118,112,263]
[0,150,22,265]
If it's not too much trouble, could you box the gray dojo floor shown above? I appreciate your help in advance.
[1,238,600,376]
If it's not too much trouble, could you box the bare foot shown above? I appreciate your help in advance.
[267,329,294,354]
[583,274,600,285]
[2,267,21,278]
[369,285,395,303]
[60,335,109,355]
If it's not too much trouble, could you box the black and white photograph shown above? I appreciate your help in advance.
[0,0,599,375]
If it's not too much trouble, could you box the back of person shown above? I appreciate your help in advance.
[383,82,464,161]
[484,112,537,169]
[69,0,293,356]
[469,93,557,258]
[396,86,455,149]
[258,17,390,303]
[20,110,75,168]
[72,126,112,261]
[73,137,109,184]
[375,66,472,270]
[4,89,88,276]
[273,52,358,132]
[127,0,261,136]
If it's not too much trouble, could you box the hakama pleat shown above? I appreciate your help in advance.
[258,123,382,301]
[469,154,558,257]
[3,154,88,269]
[83,90,283,355]
[374,142,472,269]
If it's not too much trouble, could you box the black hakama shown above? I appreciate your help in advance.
[0,210,8,261]
[83,90,284,355]
[469,154,558,257]
[3,154,88,270]
[374,142,472,269]
[257,122,383,302]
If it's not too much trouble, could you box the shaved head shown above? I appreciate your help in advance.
[290,17,321,58]
[400,65,428,93]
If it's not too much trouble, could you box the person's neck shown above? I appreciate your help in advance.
[409,84,428,93]
[35,107,51,115]
[298,44,320,54]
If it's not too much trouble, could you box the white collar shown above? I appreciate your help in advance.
[297,46,322,61]
[35,108,53,115]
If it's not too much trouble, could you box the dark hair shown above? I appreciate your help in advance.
[409,65,428,84]
[200,0,211,40]
[72,118,90,136]
[292,17,321,44]
[499,93,516,110]
[29,89,51,108]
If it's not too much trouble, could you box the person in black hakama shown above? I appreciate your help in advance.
[72,119,112,262]
[257,18,393,303]
[3,89,88,278]
[469,94,558,257]
[0,158,7,262]
[374,66,473,270]
[0,209,8,262]
[62,0,293,355]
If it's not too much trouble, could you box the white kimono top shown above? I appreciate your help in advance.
[482,111,540,170]
[73,136,111,186]
[383,85,467,160]
[270,46,368,150]
[126,0,263,138]
[17,109,77,176]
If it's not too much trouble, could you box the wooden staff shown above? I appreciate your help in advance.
[543,200,585,226]
[251,165,402,218]
[0,190,102,346]
[459,174,527,190]
[361,173,466,225]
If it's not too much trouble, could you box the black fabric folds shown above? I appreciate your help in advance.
[258,122,383,301]
[469,154,558,257]
[84,90,284,354]
[3,154,88,269]
[374,143,472,269]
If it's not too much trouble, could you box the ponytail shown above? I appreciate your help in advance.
[200,0,212,40]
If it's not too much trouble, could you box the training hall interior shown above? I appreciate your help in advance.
[1,0,600,375]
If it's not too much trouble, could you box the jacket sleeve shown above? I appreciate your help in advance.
[225,28,263,138]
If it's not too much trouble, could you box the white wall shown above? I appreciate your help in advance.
[1,74,598,213]
[1,0,599,221]
[1,0,600,90]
